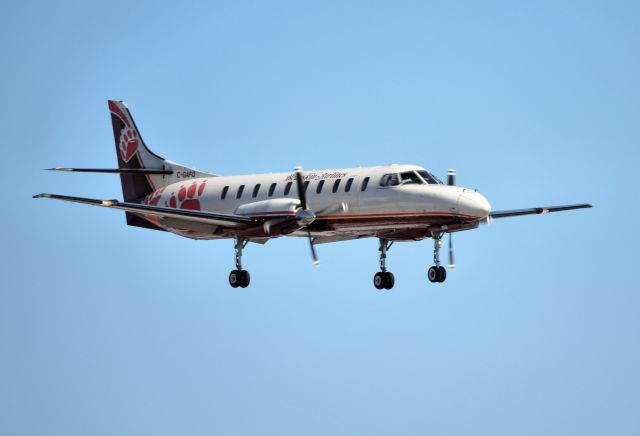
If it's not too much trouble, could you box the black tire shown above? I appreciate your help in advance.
[239,270,251,288]
[229,270,240,288]
[384,272,395,289]
[374,272,385,290]
[437,266,446,283]
[428,266,439,283]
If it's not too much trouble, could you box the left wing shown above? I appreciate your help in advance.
[33,193,254,228]
[489,203,592,219]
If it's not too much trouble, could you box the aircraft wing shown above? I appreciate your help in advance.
[33,193,254,228]
[489,203,592,219]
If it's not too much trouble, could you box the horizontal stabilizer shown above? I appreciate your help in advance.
[490,203,592,219]
[47,167,173,175]
[33,193,254,228]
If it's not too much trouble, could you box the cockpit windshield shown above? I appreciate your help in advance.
[380,170,443,187]
[400,171,423,185]
[417,170,443,185]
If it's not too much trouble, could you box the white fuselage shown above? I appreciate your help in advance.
[142,164,492,241]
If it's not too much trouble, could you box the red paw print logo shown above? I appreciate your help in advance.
[119,127,139,162]
[165,180,207,211]
[143,186,165,206]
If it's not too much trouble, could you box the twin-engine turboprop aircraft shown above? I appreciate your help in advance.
[35,100,591,289]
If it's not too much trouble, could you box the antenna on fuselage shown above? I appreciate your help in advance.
[447,169,456,186]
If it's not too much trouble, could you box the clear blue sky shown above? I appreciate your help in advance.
[1,1,638,435]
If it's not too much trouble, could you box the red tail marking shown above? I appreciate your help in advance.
[108,101,131,128]
[119,128,139,162]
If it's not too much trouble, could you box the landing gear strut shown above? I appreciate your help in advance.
[427,233,447,283]
[373,239,395,290]
[229,237,250,288]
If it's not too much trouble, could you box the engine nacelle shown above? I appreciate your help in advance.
[234,198,300,218]
[234,198,305,237]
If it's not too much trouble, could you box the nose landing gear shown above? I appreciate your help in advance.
[427,233,447,283]
[229,237,250,288]
[373,239,395,290]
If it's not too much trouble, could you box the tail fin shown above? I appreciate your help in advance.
[109,100,169,202]
[108,100,214,202]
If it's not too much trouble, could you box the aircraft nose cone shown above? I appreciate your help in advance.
[458,191,491,219]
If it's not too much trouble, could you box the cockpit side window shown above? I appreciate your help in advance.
[379,173,400,187]
[400,171,423,185]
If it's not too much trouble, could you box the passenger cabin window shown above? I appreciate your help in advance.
[221,185,229,200]
[345,178,354,192]
[236,185,245,199]
[284,181,293,195]
[303,181,310,192]
[400,171,423,185]
[316,180,324,194]
[332,179,341,193]
[361,177,370,191]
[252,184,261,198]
[268,183,277,197]
[380,173,400,187]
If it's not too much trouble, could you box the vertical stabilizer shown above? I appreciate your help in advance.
[108,100,167,202]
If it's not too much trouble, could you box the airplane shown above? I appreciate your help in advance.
[35,100,592,289]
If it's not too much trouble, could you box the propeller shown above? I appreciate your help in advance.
[448,232,456,269]
[446,169,456,269]
[307,229,319,266]
[294,167,320,266]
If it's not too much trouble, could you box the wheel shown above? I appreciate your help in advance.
[384,272,395,289]
[437,266,446,283]
[374,272,385,290]
[239,270,251,288]
[229,270,240,288]
[428,266,439,283]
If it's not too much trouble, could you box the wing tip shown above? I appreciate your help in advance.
[33,193,49,199]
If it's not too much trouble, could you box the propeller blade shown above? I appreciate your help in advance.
[448,232,456,269]
[482,215,493,225]
[447,169,456,186]
[294,167,308,210]
[295,167,319,266]
[307,229,320,266]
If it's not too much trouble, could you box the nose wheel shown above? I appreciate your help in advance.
[373,239,395,290]
[427,266,446,283]
[229,237,250,288]
[428,233,447,283]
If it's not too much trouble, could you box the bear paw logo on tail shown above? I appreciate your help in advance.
[119,128,139,162]
[166,180,207,211]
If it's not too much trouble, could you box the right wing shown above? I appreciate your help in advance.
[33,193,254,228]
[489,203,592,219]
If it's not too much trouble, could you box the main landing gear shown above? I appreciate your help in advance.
[373,239,395,290]
[229,237,250,288]
[427,233,447,283]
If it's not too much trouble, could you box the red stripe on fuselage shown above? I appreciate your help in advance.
[232,210,479,219]
[317,211,480,220]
